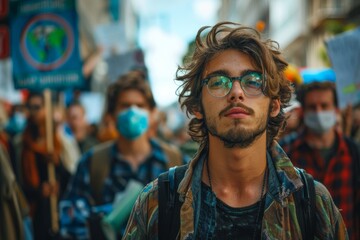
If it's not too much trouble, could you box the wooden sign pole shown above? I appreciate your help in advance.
[44,89,59,233]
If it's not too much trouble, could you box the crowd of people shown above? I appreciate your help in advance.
[0,21,359,240]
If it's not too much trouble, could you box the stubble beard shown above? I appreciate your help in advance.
[206,109,270,149]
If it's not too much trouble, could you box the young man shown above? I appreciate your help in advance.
[61,71,188,239]
[280,81,359,240]
[123,22,348,239]
[65,102,98,153]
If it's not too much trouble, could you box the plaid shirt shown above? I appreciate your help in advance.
[61,138,188,239]
[279,130,359,240]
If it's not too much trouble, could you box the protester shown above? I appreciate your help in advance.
[123,22,348,239]
[0,143,33,240]
[279,95,302,139]
[3,103,28,183]
[65,101,99,153]
[21,92,71,240]
[97,113,119,142]
[61,71,189,239]
[280,81,359,240]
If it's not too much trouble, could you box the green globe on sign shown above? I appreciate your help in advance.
[26,23,67,64]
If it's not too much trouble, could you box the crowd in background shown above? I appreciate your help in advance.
[0,61,360,239]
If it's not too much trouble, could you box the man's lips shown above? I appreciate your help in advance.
[224,107,250,117]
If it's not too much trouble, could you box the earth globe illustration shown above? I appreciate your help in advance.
[21,14,73,70]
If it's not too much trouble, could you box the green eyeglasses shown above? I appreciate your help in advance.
[202,71,265,98]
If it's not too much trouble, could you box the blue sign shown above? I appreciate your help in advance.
[10,0,83,90]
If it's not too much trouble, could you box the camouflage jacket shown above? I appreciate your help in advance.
[123,142,348,239]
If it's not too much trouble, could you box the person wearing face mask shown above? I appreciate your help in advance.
[60,70,189,239]
[280,81,360,240]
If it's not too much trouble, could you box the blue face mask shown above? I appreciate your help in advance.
[116,106,149,140]
[5,112,27,135]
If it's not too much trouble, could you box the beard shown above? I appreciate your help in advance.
[205,103,270,148]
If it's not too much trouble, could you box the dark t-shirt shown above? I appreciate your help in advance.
[198,182,263,239]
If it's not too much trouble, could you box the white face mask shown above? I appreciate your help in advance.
[304,110,337,134]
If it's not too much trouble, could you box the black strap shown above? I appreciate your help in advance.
[158,165,188,240]
[344,137,360,186]
[294,168,316,240]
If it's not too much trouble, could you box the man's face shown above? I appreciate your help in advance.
[303,89,336,113]
[28,96,45,124]
[67,105,86,131]
[114,89,151,117]
[198,49,279,148]
[303,89,337,134]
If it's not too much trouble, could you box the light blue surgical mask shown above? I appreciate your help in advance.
[5,112,27,135]
[304,110,336,134]
[116,106,149,140]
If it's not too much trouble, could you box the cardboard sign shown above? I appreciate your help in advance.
[326,27,360,108]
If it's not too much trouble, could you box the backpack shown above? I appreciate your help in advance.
[90,139,183,205]
[158,165,316,240]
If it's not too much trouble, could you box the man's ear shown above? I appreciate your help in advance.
[270,99,281,117]
[193,107,204,119]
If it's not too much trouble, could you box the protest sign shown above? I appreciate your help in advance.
[326,27,360,109]
[105,49,146,83]
[10,0,83,90]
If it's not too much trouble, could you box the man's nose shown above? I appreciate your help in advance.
[227,81,245,102]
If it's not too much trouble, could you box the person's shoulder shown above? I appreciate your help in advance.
[150,138,187,165]
[313,180,343,221]
[312,180,348,238]
[314,180,334,202]
[134,178,160,212]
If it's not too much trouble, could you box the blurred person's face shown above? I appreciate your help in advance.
[67,105,86,131]
[114,89,154,140]
[285,107,301,132]
[28,96,45,124]
[303,89,337,134]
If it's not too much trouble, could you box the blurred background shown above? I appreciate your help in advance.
[1,1,360,239]
[1,0,360,134]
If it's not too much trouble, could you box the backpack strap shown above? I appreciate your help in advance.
[294,168,316,240]
[90,141,114,205]
[158,165,188,240]
[344,137,360,186]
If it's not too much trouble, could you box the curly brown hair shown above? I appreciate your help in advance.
[176,22,292,148]
[105,70,156,115]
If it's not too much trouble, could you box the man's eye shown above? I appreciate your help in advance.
[246,79,262,88]
[209,76,228,88]
[243,74,262,89]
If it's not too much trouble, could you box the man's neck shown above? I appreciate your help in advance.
[305,127,336,149]
[203,133,268,207]
[116,135,152,170]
